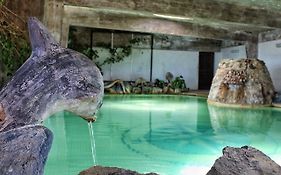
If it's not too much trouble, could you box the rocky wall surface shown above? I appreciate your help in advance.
[208,58,275,106]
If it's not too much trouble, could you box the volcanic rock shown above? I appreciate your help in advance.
[0,125,53,175]
[207,146,281,175]
[208,58,275,106]
[79,166,159,175]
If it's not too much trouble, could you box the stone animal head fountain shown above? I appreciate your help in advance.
[0,17,103,175]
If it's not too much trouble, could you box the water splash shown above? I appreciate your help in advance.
[88,121,97,165]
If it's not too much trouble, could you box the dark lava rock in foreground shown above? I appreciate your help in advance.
[79,166,159,175]
[0,125,53,175]
[207,146,281,175]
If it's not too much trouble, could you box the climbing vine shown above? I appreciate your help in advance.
[68,28,143,70]
[82,45,132,71]
[104,46,132,65]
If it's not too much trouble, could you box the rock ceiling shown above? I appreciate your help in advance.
[45,0,281,49]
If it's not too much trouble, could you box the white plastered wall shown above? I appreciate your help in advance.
[258,39,281,92]
[214,45,247,74]
[152,50,199,90]
[97,47,199,90]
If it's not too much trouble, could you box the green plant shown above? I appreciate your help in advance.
[69,31,143,70]
[0,2,31,87]
[154,79,165,88]
[0,33,30,87]
[82,47,103,71]
[83,47,99,62]
[171,76,186,89]
[0,34,29,74]
[103,46,132,65]
[81,39,135,68]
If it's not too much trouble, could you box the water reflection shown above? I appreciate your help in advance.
[145,100,277,155]
[143,97,218,154]
[208,105,274,134]
[45,111,95,175]
[207,105,281,156]
[196,102,213,133]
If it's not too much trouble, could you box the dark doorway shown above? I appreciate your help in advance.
[198,52,214,90]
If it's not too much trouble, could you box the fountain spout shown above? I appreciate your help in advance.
[80,115,97,123]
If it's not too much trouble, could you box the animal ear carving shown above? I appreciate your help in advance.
[28,17,60,56]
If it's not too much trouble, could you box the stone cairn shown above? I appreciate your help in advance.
[208,58,275,106]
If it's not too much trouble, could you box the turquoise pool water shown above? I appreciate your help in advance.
[44,95,281,175]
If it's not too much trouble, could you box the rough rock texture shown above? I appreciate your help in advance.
[207,146,281,175]
[79,166,159,175]
[0,17,104,175]
[0,125,53,175]
[208,58,275,106]
[0,17,104,132]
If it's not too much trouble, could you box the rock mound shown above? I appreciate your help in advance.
[79,166,159,175]
[207,146,281,175]
[208,58,275,106]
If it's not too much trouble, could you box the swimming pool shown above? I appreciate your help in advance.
[44,95,281,175]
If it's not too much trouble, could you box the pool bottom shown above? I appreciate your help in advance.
[44,95,281,175]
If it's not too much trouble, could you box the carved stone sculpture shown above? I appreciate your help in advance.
[0,17,103,174]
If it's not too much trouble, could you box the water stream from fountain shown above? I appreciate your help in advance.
[88,121,97,165]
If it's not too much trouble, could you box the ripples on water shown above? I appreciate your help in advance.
[44,95,281,175]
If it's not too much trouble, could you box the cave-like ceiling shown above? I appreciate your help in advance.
[45,0,281,50]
